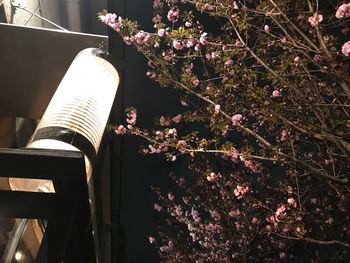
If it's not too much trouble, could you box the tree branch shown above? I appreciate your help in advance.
[302,237,350,250]
[268,0,321,53]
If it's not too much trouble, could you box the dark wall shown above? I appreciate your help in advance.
[108,1,185,262]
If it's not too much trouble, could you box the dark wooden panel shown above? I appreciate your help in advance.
[0,23,108,119]
[0,148,85,190]
[0,191,62,218]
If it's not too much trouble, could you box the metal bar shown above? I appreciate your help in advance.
[24,6,40,26]
[11,4,68,31]
[1,219,27,263]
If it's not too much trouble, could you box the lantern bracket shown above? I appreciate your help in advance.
[0,147,96,263]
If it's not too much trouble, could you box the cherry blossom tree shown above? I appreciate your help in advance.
[100,0,350,261]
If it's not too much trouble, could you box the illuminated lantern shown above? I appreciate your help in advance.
[9,48,119,192]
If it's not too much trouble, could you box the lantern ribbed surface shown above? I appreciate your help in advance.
[34,49,119,153]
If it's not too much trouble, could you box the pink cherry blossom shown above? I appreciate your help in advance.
[192,78,200,86]
[199,32,207,45]
[159,116,170,126]
[266,214,276,224]
[280,129,288,141]
[287,198,297,208]
[226,147,239,162]
[191,209,201,222]
[134,31,151,45]
[209,210,221,221]
[167,128,177,137]
[154,203,162,211]
[205,223,222,233]
[336,3,350,18]
[313,54,322,62]
[100,13,123,32]
[234,39,242,46]
[149,236,156,244]
[153,0,163,9]
[180,100,188,106]
[178,177,185,186]
[264,25,271,33]
[210,51,220,60]
[275,205,287,221]
[186,36,196,48]
[205,53,211,61]
[99,13,117,24]
[167,8,179,23]
[158,28,166,37]
[214,104,221,114]
[175,206,183,216]
[112,22,123,34]
[341,40,350,56]
[172,114,182,123]
[123,36,133,45]
[308,13,323,27]
[206,172,217,182]
[222,45,229,51]
[168,192,175,200]
[152,14,162,23]
[146,71,156,79]
[232,1,239,9]
[173,39,183,50]
[187,223,194,231]
[162,51,174,61]
[243,160,262,173]
[272,90,281,97]
[159,245,170,252]
[231,114,243,125]
[115,125,126,134]
[224,59,233,68]
[155,130,163,137]
[251,217,259,225]
[126,109,137,125]
[229,209,240,217]
[234,185,249,199]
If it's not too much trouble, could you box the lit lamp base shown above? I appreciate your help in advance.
[9,140,93,193]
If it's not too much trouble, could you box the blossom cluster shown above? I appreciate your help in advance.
[101,0,350,261]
